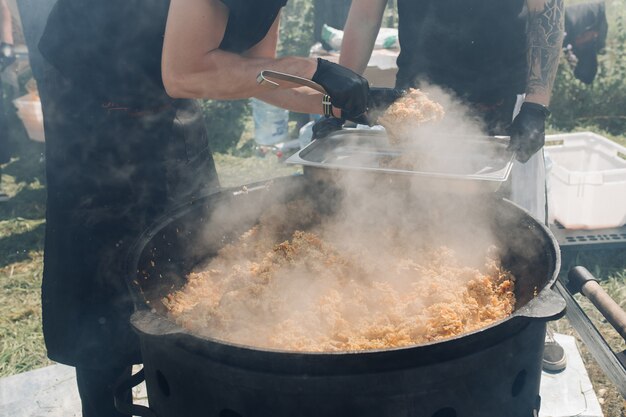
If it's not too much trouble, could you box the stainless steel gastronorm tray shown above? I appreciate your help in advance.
[286,129,515,193]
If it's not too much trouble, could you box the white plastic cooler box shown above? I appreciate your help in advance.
[545,132,626,230]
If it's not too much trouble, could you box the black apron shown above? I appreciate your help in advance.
[395,0,528,132]
[219,0,288,52]
[39,0,219,369]
[39,0,289,370]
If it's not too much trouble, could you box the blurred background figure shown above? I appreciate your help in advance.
[563,1,608,85]
[0,0,15,201]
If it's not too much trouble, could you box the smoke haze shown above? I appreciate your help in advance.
[162,90,523,351]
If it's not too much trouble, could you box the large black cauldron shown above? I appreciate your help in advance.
[125,175,565,417]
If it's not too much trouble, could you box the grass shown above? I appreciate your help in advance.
[0,102,48,378]
[0,250,50,376]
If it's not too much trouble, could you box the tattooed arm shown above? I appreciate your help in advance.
[507,0,564,163]
[525,0,565,106]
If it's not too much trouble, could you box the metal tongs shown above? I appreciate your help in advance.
[257,70,327,94]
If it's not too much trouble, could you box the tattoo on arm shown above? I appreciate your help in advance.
[526,0,565,101]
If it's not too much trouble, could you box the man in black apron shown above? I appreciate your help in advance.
[394,0,529,132]
[38,1,220,416]
[563,1,608,85]
[393,0,563,221]
[39,1,397,415]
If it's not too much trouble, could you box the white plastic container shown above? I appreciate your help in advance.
[13,94,45,142]
[298,120,315,149]
[250,98,289,146]
[544,132,626,229]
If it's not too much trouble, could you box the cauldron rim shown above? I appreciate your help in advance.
[127,176,563,364]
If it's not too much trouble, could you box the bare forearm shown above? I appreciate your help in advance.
[0,0,13,44]
[163,0,319,103]
[163,49,318,100]
[339,0,386,74]
[525,0,564,106]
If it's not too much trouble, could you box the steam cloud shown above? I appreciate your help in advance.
[162,86,521,352]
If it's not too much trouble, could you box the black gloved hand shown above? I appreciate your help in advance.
[342,87,406,126]
[311,58,369,123]
[312,116,344,140]
[508,102,550,163]
[0,42,15,72]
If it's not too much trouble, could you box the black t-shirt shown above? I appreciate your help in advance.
[396,0,528,104]
[39,0,172,107]
[39,0,287,105]
[220,0,288,53]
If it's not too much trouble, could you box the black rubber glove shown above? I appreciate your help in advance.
[312,116,344,140]
[0,42,15,72]
[311,58,369,122]
[342,87,407,126]
[508,102,550,163]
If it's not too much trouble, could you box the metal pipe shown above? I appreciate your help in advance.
[568,266,626,343]
[555,278,626,399]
